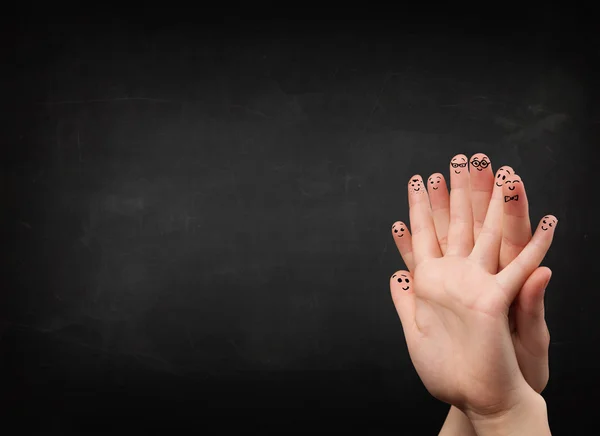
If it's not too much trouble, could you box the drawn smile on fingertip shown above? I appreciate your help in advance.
[495,167,512,187]
[470,156,490,172]
[451,156,467,174]
[409,178,424,194]
[429,175,442,190]
[393,224,406,237]
[505,178,521,191]
[392,273,411,291]
[541,216,557,231]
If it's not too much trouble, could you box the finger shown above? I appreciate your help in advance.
[514,267,552,391]
[470,165,514,273]
[390,270,416,334]
[495,215,558,301]
[408,175,442,265]
[500,175,532,270]
[392,221,415,272]
[515,266,551,327]
[427,173,450,254]
[446,154,473,257]
[469,153,494,241]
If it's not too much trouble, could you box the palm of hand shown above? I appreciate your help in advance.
[406,256,521,413]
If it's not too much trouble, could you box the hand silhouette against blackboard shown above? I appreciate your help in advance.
[390,154,556,435]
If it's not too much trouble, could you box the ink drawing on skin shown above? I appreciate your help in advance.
[503,176,521,201]
[392,223,406,238]
[505,179,520,191]
[428,175,442,190]
[392,272,411,291]
[450,156,467,174]
[541,216,557,231]
[495,166,512,187]
[409,178,424,194]
[470,155,490,172]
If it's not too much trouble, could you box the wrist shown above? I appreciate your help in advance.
[465,387,550,436]
[439,406,476,436]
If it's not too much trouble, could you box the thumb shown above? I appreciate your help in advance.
[390,270,416,334]
[515,267,552,355]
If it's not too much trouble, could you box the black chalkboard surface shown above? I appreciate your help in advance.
[1,13,597,434]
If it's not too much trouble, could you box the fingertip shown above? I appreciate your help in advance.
[391,270,413,292]
[450,154,469,181]
[502,175,525,207]
[392,221,409,238]
[408,175,427,202]
[450,154,468,167]
[537,215,558,234]
[517,266,551,319]
[427,172,444,181]
[494,166,514,188]
[470,152,489,159]
[469,153,491,170]
[540,266,552,282]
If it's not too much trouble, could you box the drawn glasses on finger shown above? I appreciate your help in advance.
[470,159,489,168]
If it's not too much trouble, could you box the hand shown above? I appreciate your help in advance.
[389,154,557,418]
[393,155,552,397]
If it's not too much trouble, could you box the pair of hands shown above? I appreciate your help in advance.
[390,154,556,435]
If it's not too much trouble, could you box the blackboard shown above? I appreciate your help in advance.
[1,12,597,434]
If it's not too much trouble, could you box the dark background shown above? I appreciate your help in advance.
[1,9,597,434]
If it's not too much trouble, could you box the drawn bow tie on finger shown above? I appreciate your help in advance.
[504,194,519,202]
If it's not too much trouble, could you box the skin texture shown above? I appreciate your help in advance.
[390,154,556,434]
[469,153,494,241]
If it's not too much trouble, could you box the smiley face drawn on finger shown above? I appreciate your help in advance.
[409,177,425,194]
[392,222,406,238]
[428,175,443,190]
[503,178,520,201]
[495,166,512,187]
[504,177,521,191]
[541,216,557,231]
[392,272,411,291]
[470,154,490,172]
[451,156,468,174]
